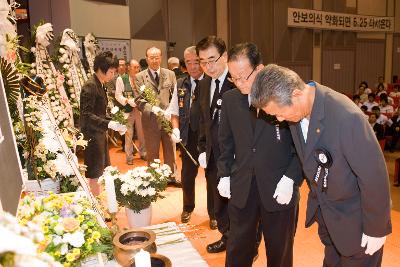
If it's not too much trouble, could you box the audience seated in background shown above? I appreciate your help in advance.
[371,106,389,126]
[388,111,400,152]
[376,83,387,97]
[390,85,400,98]
[375,76,388,91]
[358,86,368,103]
[379,94,394,115]
[369,113,385,141]
[352,94,362,107]
[360,105,369,120]
[364,93,379,111]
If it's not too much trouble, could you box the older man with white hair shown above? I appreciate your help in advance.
[168,56,184,79]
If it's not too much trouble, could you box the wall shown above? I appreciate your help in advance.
[69,0,130,39]
[29,0,71,35]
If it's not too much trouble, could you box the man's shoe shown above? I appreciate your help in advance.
[181,211,192,223]
[206,239,226,253]
[127,159,134,165]
[167,179,182,188]
[209,219,217,230]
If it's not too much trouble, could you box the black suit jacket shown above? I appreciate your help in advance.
[198,74,235,164]
[176,75,202,145]
[289,83,392,256]
[218,89,303,211]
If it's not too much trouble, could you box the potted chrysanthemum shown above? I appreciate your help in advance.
[99,160,171,227]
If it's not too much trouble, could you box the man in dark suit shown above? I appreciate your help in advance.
[251,64,392,267]
[167,46,215,224]
[135,47,181,187]
[196,36,235,253]
[218,43,302,267]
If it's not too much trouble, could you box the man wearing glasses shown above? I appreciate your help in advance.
[196,36,235,253]
[218,43,302,267]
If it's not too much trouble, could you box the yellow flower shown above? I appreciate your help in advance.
[87,238,94,245]
[54,251,61,257]
[72,248,80,256]
[63,263,70,267]
[66,253,75,262]
[77,215,85,222]
[92,231,101,240]
[42,226,49,234]
[87,229,93,233]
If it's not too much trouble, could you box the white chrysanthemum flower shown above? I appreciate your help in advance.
[63,231,85,248]
[0,225,37,256]
[53,154,74,177]
[111,106,119,114]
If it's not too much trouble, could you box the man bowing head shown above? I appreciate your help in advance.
[251,64,392,267]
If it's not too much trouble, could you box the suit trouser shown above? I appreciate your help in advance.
[182,128,214,218]
[205,151,229,241]
[125,109,146,161]
[226,178,297,267]
[142,114,175,173]
[315,207,383,267]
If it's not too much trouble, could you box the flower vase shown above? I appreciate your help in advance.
[125,205,152,228]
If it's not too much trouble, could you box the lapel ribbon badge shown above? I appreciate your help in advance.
[313,148,332,192]
[212,98,223,123]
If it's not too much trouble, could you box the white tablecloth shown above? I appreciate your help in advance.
[107,222,209,267]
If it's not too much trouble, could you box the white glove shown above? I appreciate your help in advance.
[163,109,172,120]
[170,128,181,143]
[151,105,164,115]
[273,175,294,205]
[108,121,127,135]
[198,152,207,168]
[217,176,231,199]
[127,98,136,107]
[361,233,386,255]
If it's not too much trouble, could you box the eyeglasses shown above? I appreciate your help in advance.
[199,54,222,67]
[228,67,257,84]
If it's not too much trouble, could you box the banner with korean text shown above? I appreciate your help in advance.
[288,8,394,33]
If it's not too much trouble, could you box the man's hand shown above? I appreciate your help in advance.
[198,152,207,168]
[273,175,294,205]
[217,177,231,199]
[170,128,182,143]
[151,106,164,115]
[361,233,386,255]
[127,98,136,107]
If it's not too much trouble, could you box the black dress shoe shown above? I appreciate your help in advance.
[209,219,217,230]
[206,239,226,253]
[167,179,182,188]
[181,211,192,223]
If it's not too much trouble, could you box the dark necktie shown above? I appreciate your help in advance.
[154,71,159,86]
[210,79,221,118]
[192,79,199,101]
[249,105,257,130]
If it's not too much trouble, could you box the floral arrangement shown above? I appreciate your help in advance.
[30,23,74,129]
[57,29,88,119]
[99,160,171,213]
[137,85,198,165]
[18,193,113,267]
[0,211,61,267]
[23,96,80,192]
[110,106,127,125]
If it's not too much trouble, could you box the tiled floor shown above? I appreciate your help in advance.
[109,145,400,267]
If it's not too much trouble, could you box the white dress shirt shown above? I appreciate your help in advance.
[210,67,229,106]
[115,75,136,107]
[300,118,310,143]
